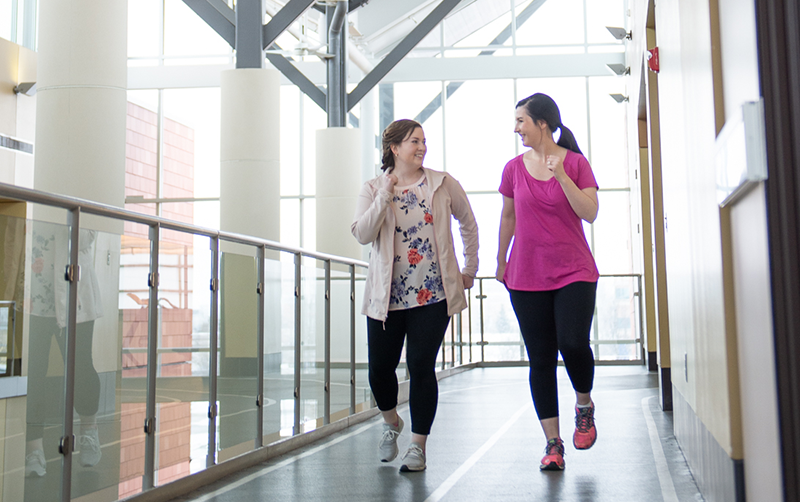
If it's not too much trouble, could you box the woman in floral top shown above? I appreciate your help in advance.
[352,119,478,472]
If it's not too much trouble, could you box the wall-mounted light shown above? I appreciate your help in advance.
[606,63,631,76]
[609,93,629,103]
[606,26,632,40]
[14,82,37,96]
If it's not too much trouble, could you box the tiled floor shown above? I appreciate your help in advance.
[171,366,705,502]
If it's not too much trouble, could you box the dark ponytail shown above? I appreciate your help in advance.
[516,93,583,155]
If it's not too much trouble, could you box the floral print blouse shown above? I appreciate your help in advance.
[389,174,444,310]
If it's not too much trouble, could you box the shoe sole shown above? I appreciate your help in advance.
[399,465,426,472]
[539,462,565,471]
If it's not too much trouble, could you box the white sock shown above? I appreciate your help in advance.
[576,402,592,409]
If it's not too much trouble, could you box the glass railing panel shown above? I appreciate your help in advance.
[17,214,75,502]
[153,230,212,487]
[329,267,355,421]
[216,244,259,463]
[593,275,642,362]
[274,255,299,440]
[353,268,371,412]
[116,221,151,499]
[261,253,286,443]
[470,278,524,363]
[299,259,323,433]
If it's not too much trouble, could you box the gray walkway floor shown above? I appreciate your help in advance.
[171,366,705,502]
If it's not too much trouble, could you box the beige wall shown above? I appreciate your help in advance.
[628,0,745,467]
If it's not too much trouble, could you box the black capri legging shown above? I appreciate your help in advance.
[367,300,450,435]
[509,281,597,420]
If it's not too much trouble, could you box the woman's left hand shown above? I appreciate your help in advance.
[546,155,567,183]
[462,274,474,290]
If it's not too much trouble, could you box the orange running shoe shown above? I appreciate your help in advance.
[540,438,565,471]
[573,403,597,449]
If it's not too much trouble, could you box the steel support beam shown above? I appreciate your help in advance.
[265,48,326,109]
[236,0,265,68]
[263,0,317,50]
[347,0,463,111]
[327,1,348,127]
[183,0,235,47]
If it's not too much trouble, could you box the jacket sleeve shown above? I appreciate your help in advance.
[351,182,392,245]
[445,176,479,277]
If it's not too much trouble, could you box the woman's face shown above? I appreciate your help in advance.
[391,127,427,168]
[514,107,547,148]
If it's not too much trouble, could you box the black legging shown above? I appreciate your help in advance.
[26,316,100,438]
[367,300,450,436]
[509,282,597,420]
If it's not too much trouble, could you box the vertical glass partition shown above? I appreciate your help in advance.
[153,230,210,487]
[19,214,70,502]
[261,251,287,444]
[216,243,258,463]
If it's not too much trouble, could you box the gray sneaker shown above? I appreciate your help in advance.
[25,449,46,477]
[79,428,102,467]
[400,443,426,472]
[378,416,404,462]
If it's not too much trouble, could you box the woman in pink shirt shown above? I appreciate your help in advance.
[496,93,599,471]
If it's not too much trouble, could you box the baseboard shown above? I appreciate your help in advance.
[673,386,745,502]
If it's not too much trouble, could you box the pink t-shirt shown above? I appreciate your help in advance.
[498,151,599,291]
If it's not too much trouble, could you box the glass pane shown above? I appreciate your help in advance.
[469,278,523,363]
[393,82,444,172]
[153,230,211,487]
[594,275,641,362]
[588,76,629,189]
[0,0,12,42]
[443,80,516,191]
[329,267,353,421]
[513,0,585,47]
[592,191,633,274]
[516,78,589,161]
[302,95,326,196]
[300,260,323,432]
[216,244,258,463]
[22,214,70,501]
[262,253,284,443]
[128,0,161,59]
[164,0,232,60]
[353,267,371,410]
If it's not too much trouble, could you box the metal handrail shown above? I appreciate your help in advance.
[0,181,368,501]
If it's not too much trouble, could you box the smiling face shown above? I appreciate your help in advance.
[391,127,427,168]
[514,106,548,149]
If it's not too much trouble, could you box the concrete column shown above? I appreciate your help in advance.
[219,68,281,452]
[33,0,127,223]
[316,127,361,262]
[27,0,126,487]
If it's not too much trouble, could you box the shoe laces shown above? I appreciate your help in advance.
[380,428,400,445]
[79,433,100,449]
[544,438,564,457]
[575,405,595,433]
[402,443,424,461]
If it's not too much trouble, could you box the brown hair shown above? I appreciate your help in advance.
[380,119,423,172]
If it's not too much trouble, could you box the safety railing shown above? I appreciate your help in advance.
[441,274,645,366]
[0,182,370,502]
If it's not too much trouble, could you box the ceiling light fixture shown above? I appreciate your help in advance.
[607,63,631,76]
[609,93,629,103]
[606,26,632,41]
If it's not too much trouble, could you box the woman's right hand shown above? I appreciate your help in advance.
[495,261,507,283]
[379,173,398,192]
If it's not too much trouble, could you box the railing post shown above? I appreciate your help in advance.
[293,253,302,435]
[637,274,645,364]
[207,237,219,467]
[256,245,265,447]
[478,278,486,363]
[467,288,473,363]
[350,264,356,414]
[60,207,81,502]
[324,261,331,424]
[143,223,160,490]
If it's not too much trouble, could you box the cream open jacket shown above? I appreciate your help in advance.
[351,168,479,321]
